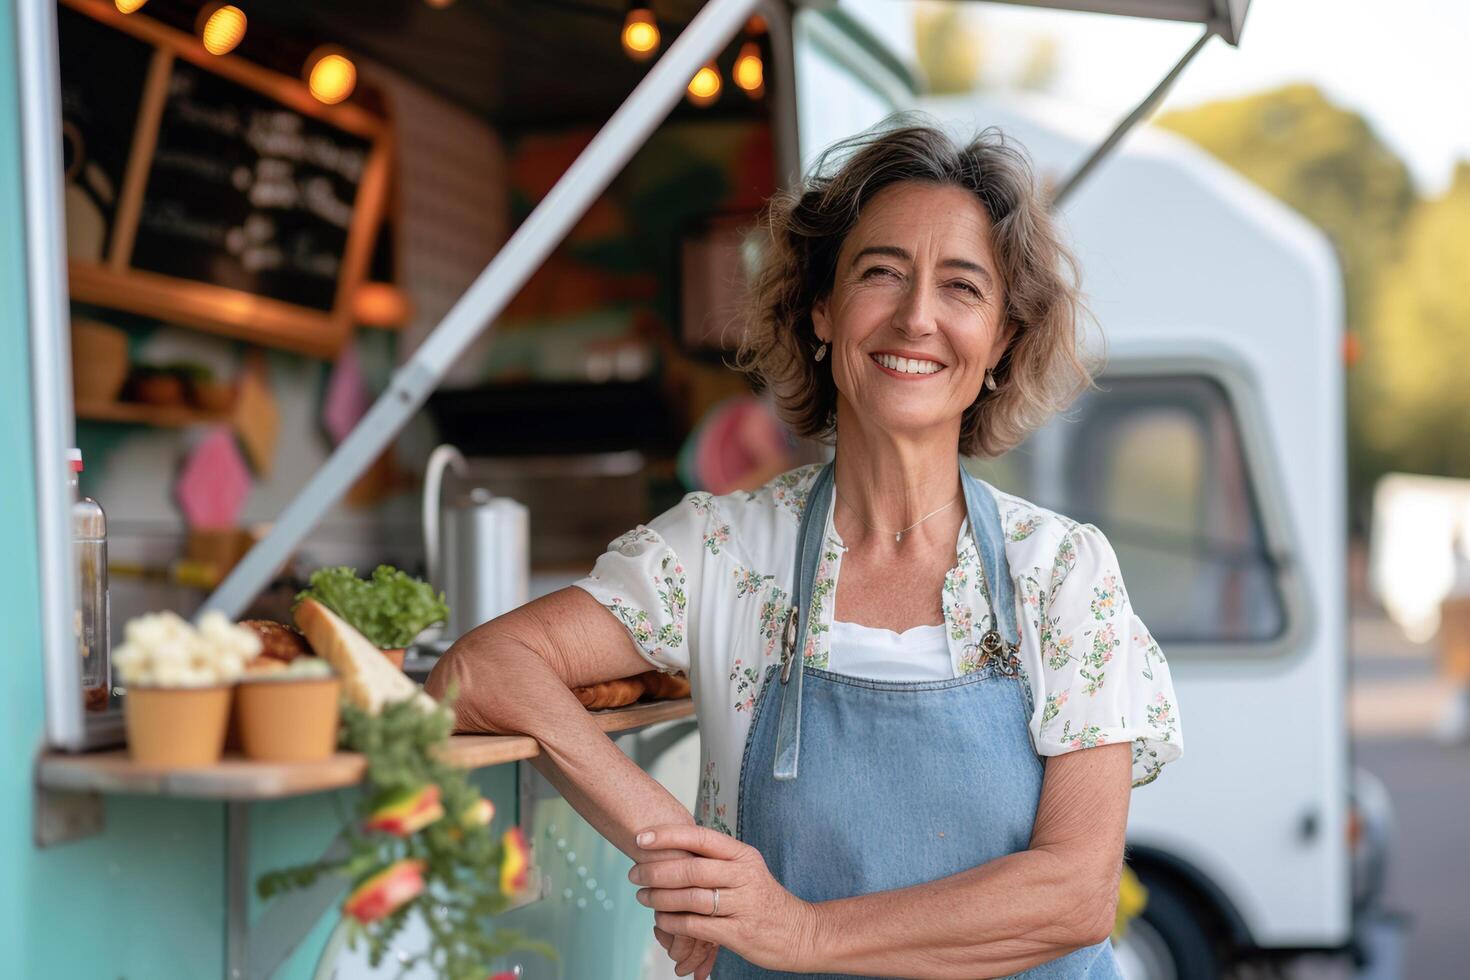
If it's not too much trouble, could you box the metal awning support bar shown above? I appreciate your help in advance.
[1050,23,1218,208]
[18,0,88,750]
[204,0,762,618]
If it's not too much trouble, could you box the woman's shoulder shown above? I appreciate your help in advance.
[981,483,1116,574]
[721,462,826,524]
[706,463,824,565]
[650,463,823,571]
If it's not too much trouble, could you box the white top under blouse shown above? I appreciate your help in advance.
[828,620,952,681]
[572,463,1182,839]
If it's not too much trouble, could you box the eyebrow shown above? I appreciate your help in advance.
[851,245,994,288]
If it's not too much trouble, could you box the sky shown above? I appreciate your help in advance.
[957,0,1470,196]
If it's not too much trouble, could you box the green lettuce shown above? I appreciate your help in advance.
[295,565,449,649]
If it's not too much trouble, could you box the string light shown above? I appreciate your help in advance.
[114,0,148,13]
[621,1,660,62]
[686,61,721,107]
[305,47,357,105]
[733,40,763,96]
[198,4,247,56]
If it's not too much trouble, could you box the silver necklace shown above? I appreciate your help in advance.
[834,483,961,543]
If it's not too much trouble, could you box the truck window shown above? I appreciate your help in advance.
[973,374,1288,646]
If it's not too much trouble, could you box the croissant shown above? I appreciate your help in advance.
[640,670,690,700]
[572,676,647,710]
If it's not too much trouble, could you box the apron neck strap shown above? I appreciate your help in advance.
[772,459,1018,781]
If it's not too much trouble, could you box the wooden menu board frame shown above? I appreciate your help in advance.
[60,0,393,358]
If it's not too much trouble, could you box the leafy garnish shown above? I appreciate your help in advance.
[295,565,449,649]
[258,697,556,979]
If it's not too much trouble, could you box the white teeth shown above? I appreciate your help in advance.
[873,353,942,375]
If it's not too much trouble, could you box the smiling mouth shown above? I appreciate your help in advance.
[870,352,945,376]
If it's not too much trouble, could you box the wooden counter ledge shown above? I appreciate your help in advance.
[37,697,695,801]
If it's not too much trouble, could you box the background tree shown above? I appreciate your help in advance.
[1359,164,1470,477]
[1157,84,1419,520]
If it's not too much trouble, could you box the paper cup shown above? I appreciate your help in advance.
[125,686,232,768]
[236,676,342,762]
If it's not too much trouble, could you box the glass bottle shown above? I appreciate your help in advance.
[69,448,110,712]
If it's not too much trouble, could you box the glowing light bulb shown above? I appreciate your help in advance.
[306,50,357,105]
[199,5,246,56]
[621,3,660,62]
[115,0,148,13]
[733,40,763,96]
[686,62,721,107]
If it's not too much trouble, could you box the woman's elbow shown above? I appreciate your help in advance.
[1074,866,1121,948]
[425,643,515,734]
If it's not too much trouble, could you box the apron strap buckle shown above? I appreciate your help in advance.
[981,629,1022,676]
[780,607,797,683]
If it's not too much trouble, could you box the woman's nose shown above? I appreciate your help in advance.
[893,278,939,338]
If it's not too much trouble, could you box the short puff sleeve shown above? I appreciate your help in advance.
[571,493,718,677]
[1031,523,1183,787]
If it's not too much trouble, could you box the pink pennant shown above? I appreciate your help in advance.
[176,427,252,529]
[324,342,370,445]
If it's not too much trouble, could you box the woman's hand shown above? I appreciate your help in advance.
[630,824,822,974]
[653,927,719,979]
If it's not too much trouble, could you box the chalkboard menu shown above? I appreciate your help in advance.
[57,6,154,264]
[57,0,390,357]
[129,60,370,312]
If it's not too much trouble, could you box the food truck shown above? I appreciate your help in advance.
[2,0,1395,977]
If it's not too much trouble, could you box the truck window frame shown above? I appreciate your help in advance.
[1083,351,1315,663]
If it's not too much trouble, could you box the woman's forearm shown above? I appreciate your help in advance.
[802,846,1118,978]
[426,639,697,865]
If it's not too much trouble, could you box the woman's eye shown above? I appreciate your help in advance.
[948,280,982,298]
[861,266,897,280]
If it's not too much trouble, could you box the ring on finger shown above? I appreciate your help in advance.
[711,886,720,916]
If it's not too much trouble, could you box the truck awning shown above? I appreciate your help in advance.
[198,0,1254,617]
[959,0,1250,45]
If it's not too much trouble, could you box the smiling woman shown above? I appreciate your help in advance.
[431,116,1180,980]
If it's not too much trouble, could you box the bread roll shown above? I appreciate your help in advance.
[640,670,690,700]
[239,619,312,663]
[571,676,647,710]
[294,598,436,715]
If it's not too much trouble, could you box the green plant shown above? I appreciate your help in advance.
[295,565,450,649]
[258,697,556,979]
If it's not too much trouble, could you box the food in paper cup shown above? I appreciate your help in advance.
[241,656,334,682]
[235,660,342,763]
[113,610,260,688]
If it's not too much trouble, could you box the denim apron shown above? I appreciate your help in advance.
[716,462,1120,979]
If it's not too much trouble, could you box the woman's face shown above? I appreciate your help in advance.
[812,181,1011,440]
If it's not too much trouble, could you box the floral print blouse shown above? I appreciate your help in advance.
[572,463,1182,838]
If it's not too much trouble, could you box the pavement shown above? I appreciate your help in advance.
[1343,613,1470,980]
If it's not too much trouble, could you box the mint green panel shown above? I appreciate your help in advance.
[293,766,657,979]
[0,0,43,954]
[248,791,353,980]
[490,787,655,978]
[27,799,227,977]
[0,7,231,976]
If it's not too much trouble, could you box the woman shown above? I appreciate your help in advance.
[426,121,1182,979]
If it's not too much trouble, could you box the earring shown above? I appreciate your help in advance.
[814,342,828,362]
[984,368,997,391]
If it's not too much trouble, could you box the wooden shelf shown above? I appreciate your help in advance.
[76,400,231,428]
[37,697,695,801]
